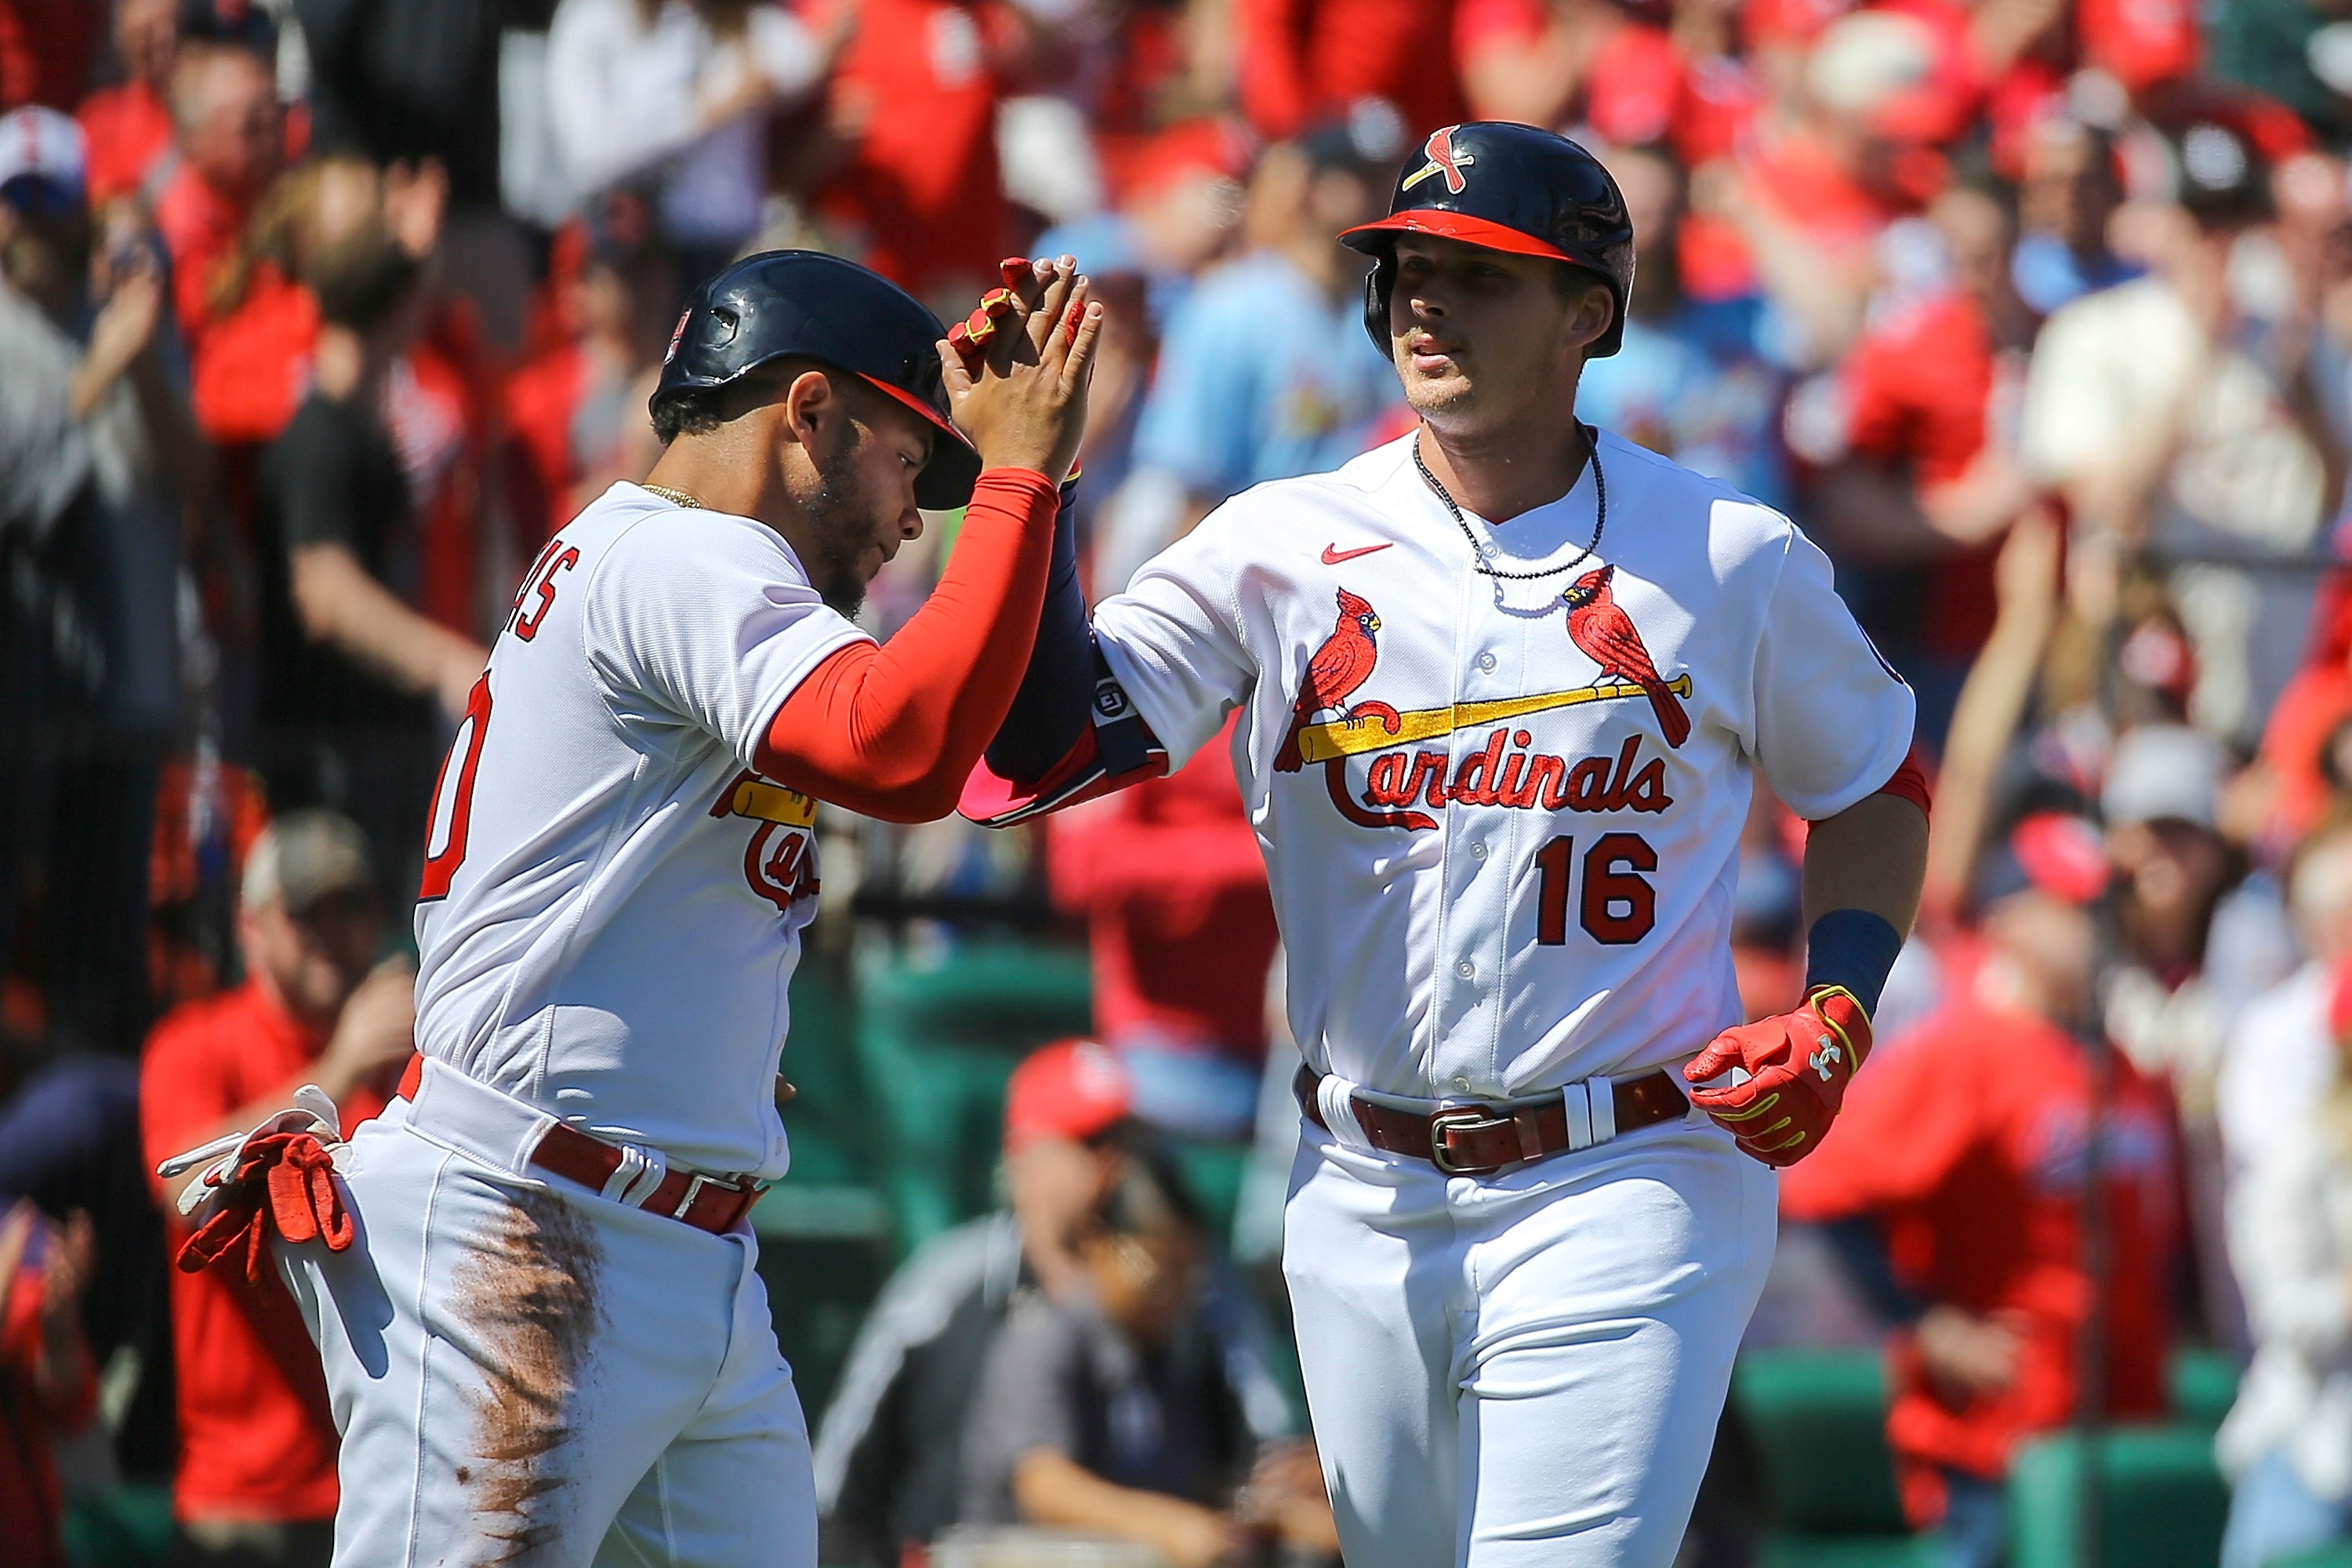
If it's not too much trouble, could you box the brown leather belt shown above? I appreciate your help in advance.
[396,1057,764,1234]
[1294,1063,1687,1176]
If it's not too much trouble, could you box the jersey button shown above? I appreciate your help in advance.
[1469,841,1488,860]
[1455,959,1476,981]
[1477,652,1497,673]
[1452,1074,1472,1091]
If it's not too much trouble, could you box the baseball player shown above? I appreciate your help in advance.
[165,250,1102,1565]
[963,122,1931,1566]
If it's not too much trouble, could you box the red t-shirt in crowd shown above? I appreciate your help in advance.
[140,980,397,1524]
[1,1247,97,1568]
[1840,285,2001,658]
[1453,0,1677,147]
[77,79,173,205]
[1240,0,1462,143]
[190,263,318,445]
[821,0,1009,298]
[1780,999,2175,1526]
[1047,717,1279,1062]
[503,341,588,544]
[155,164,252,346]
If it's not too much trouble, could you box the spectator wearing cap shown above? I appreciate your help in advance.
[2021,116,2327,745]
[75,0,180,208]
[254,183,489,896]
[812,1040,1138,1564]
[503,190,685,542]
[814,1040,1295,1566]
[2102,723,2296,1349]
[1781,818,2179,1568]
[0,103,201,1054]
[154,40,281,343]
[1047,713,1280,1143]
[959,1146,1335,1566]
[2103,724,2292,1085]
[140,810,414,1568]
[1095,121,1399,586]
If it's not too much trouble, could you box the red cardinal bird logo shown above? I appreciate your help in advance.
[1401,126,1477,194]
[1562,566,1691,749]
[1276,589,1403,771]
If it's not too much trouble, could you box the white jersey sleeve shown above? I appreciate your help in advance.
[1744,524,1915,820]
[1091,514,1261,771]
[583,508,872,769]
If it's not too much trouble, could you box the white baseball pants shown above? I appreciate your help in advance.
[1283,1110,1775,1568]
[278,1064,815,1568]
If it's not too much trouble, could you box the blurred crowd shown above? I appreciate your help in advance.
[14,0,2352,1563]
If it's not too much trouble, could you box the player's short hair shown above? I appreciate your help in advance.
[652,354,870,445]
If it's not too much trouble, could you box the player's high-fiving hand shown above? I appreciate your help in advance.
[937,254,1103,485]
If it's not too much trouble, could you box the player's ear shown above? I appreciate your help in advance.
[1565,280,1615,355]
[777,368,838,450]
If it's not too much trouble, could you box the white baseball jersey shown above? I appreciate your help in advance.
[412,481,869,1180]
[1093,428,1913,1105]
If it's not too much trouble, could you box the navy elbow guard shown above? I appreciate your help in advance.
[1802,909,1905,1019]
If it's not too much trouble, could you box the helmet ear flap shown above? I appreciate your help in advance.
[1361,249,1395,357]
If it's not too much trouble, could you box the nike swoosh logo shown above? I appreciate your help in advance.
[1321,542,1394,564]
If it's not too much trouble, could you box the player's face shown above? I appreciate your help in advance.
[791,393,934,615]
[1386,235,1613,434]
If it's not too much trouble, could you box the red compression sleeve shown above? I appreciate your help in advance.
[757,469,1060,822]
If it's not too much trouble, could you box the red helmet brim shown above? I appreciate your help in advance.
[1338,210,1578,263]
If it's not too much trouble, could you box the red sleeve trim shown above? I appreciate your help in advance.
[1875,746,1933,818]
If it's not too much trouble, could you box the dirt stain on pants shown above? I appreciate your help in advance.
[451,1185,604,1564]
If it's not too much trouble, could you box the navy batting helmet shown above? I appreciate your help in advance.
[1339,122,1635,359]
[651,250,982,510]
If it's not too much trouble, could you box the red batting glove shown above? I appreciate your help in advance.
[1682,985,1872,1167]
[176,1128,354,1282]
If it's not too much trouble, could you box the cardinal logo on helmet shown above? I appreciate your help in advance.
[1402,126,1476,195]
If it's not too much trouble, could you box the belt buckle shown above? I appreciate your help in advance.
[672,1172,714,1219]
[1428,1105,1512,1175]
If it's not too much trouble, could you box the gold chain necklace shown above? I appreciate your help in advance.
[642,483,705,510]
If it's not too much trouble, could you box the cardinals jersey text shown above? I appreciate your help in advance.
[1091,430,1912,1102]
[410,483,870,1179]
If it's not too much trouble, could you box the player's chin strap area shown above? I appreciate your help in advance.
[1294,1065,1693,1177]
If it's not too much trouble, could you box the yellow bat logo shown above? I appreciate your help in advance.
[1292,675,1693,765]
